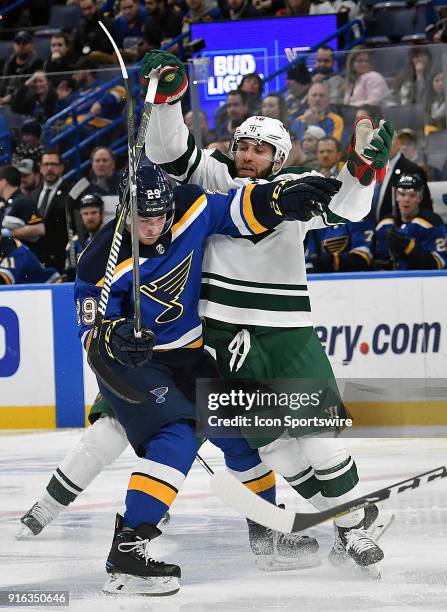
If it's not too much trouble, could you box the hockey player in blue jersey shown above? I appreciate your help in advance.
[375,174,447,270]
[0,229,60,284]
[305,218,375,273]
[74,162,341,595]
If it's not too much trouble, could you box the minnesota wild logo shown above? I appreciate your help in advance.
[140,251,193,323]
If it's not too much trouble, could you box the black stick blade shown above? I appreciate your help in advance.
[87,348,147,404]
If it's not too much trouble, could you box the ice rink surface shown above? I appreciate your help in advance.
[1,430,446,612]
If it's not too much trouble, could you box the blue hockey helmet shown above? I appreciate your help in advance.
[119,162,175,235]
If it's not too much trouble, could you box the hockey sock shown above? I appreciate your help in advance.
[45,416,128,507]
[124,420,198,529]
[285,466,322,499]
[315,456,364,527]
[211,436,276,504]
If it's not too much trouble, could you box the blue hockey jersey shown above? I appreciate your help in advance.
[306,219,375,272]
[75,182,284,352]
[0,236,60,284]
[375,211,447,270]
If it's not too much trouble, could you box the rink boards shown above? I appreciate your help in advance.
[0,270,446,429]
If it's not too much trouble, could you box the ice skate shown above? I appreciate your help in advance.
[328,503,392,567]
[247,511,320,571]
[103,514,180,596]
[16,500,58,540]
[329,521,384,577]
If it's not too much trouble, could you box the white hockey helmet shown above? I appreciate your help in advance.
[230,116,292,172]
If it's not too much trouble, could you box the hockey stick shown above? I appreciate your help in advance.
[87,23,163,403]
[99,21,142,337]
[207,463,446,533]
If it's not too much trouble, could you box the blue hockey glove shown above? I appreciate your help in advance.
[102,318,155,368]
[271,177,342,221]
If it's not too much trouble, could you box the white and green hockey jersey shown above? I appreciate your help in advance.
[146,103,374,327]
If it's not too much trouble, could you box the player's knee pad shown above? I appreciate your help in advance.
[258,436,310,478]
[299,437,350,472]
[80,416,129,466]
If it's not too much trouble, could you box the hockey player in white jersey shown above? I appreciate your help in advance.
[18,50,393,572]
[140,50,394,571]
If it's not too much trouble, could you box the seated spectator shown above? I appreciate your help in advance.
[375,174,447,270]
[289,82,344,141]
[11,120,44,168]
[214,89,250,141]
[184,110,216,147]
[143,0,183,48]
[213,72,263,137]
[0,166,44,246]
[276,0,311,16]
[68,146,120,230]
[301,125,325,169]
[183,0,220,28]
[396,128,435,180]
[0,231,60,285]
[10,71,58,123]
[43,33,76,86]
[64,58,125,131]
[425,71,445,133]
[260,93,288,125]
[65,192,104,280]
[310,46,344,106]
[0,31,43,106]
[285,61,311,120]
[0,114,12,164]
[219,0,259,20]
[15,158,42,196]
[315,136,343,177]
[240,73,263,115]
[30,151,71,273]
[306,217,374,273]
[343,48,390,108]
[114,0,147,48]
[309,0,360,19]
[391,46,432,107]
[73,0,115,59]
[372,132,432,221]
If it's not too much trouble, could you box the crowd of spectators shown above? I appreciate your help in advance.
[0,0,447,284]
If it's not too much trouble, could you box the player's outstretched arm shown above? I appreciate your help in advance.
[205,177,342,238]
[142,50,244,192]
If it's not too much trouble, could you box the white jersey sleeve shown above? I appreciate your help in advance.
[146,103,248,192]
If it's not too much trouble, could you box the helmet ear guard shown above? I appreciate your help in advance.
[230,116,292,173]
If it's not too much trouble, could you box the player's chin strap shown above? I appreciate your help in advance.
[228,329,251,372]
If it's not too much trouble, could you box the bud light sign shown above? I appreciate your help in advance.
[191,15,338,127]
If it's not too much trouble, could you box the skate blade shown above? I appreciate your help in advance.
[103,573,180,596]
[15,523,37,540]
[369,512,395,542]
[255,553,321,572]
[358,564,382,580]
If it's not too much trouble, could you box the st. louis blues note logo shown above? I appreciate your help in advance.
[140,251,193,323]
[150,387,169,403]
